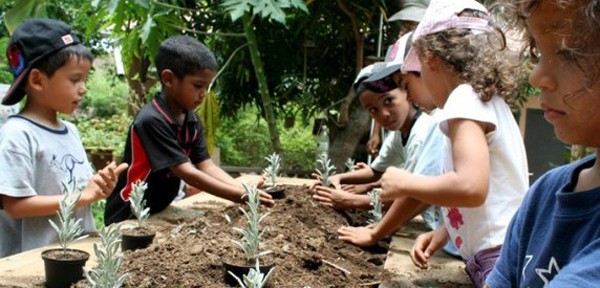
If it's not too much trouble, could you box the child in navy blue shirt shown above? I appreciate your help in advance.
[486,0,600,287]
[104,36,274,225]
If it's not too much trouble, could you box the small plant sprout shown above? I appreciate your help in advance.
[231,183,272,262]
[129,180,150,228]
[263,153,282,188]
[315,152,336,187]
[48,180,88,255]
[367,189,383,225]
[228,259,274,288]
[345,158,355,172]
[85,224,128,288]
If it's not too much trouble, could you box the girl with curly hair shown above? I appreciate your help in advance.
[377,0,529,286]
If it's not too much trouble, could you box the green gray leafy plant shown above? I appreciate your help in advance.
[367,189,383,225]
[315,152,336,187]
[345,158,355,172]
[231,184,272,262]
[48,180,88,254]
[263,153,282,188]
[129,181,150,228]
[84,224,128,288]
[228,259,274,288]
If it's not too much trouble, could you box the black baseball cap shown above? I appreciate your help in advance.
[3,18,81,105]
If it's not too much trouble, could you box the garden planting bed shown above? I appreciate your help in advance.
[113,184,393,287]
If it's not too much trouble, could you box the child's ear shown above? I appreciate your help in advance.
[26,68,45,92]
[423,55,444,71]
[161,69,176,87]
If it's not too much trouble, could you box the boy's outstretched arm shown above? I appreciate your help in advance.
[1,162,128,219]
[171,160,274,207]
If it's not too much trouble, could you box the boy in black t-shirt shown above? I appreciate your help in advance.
[104,36,274,225]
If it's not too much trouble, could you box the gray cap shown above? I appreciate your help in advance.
[388,0,430,23]
[353,62,386,92]
[365,31,413,82]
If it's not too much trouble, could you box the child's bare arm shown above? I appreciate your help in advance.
[1,162,128,219]
[171,161,274,207]
[380,119,489,207]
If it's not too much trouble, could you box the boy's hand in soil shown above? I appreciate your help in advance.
[309,173,341,191]
[82,162,129,203]
[257,190,275,207]
[313,186,362,210]
[337,225,378,247]
[410,226,449,269]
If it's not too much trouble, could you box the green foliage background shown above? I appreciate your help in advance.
[217,106,316,172]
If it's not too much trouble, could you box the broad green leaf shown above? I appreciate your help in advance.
[139,15,155,42]
[4,0,47,34]
[135,0,148,9]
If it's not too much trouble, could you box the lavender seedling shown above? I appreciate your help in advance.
[129,180,150,228]
[315,152,336,187]
[228,259,274,288]
[231,183,272,262]
[85,225,128,288]
[367,189,383,225]
[345,158,356,172]
[48,180,88,255]
[263,153,282,188]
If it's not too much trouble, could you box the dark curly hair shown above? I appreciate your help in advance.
[413,10,520,104]
[496,0,600,93]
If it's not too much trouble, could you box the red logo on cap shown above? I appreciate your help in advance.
[62,34,74,45]
[6,44,25,76]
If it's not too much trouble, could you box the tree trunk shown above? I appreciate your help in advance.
[328,88,371,170]
[242,14,282,154]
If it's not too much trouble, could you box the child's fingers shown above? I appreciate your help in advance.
[411,234,432,269]
[312,194,332,207]
[258,191,275,207]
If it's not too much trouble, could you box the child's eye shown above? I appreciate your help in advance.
[368,107,377,114]
[557,49,577,61]
[383,97,393,105]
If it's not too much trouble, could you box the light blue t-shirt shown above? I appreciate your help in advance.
[0,116,95,258]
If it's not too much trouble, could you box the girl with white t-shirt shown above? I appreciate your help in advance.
[378,0,529,287]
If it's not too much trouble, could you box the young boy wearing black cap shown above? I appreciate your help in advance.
[103,35,274,225]
[0,18,128,257]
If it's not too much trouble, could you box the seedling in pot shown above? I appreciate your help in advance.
[129,180,150,228]
[48,180,89,254]
[231,183,272,262]
[367,189,383,225]
[42,180,90,288]
[85,224,128,288]
[228,259,274,288]
[121,180,155,251]
[263,152,285,199]
[225,183,274,286]
[315,152,336,187]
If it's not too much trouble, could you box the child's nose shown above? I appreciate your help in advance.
[529,61,556,91]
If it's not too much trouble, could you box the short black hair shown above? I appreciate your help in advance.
[31,44,93,78]
[155,35,218,81]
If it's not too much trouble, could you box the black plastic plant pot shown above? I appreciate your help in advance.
[121,227,156,251]
[41,248,89,288]
[266,186,286,199]
[223,260,275,287]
